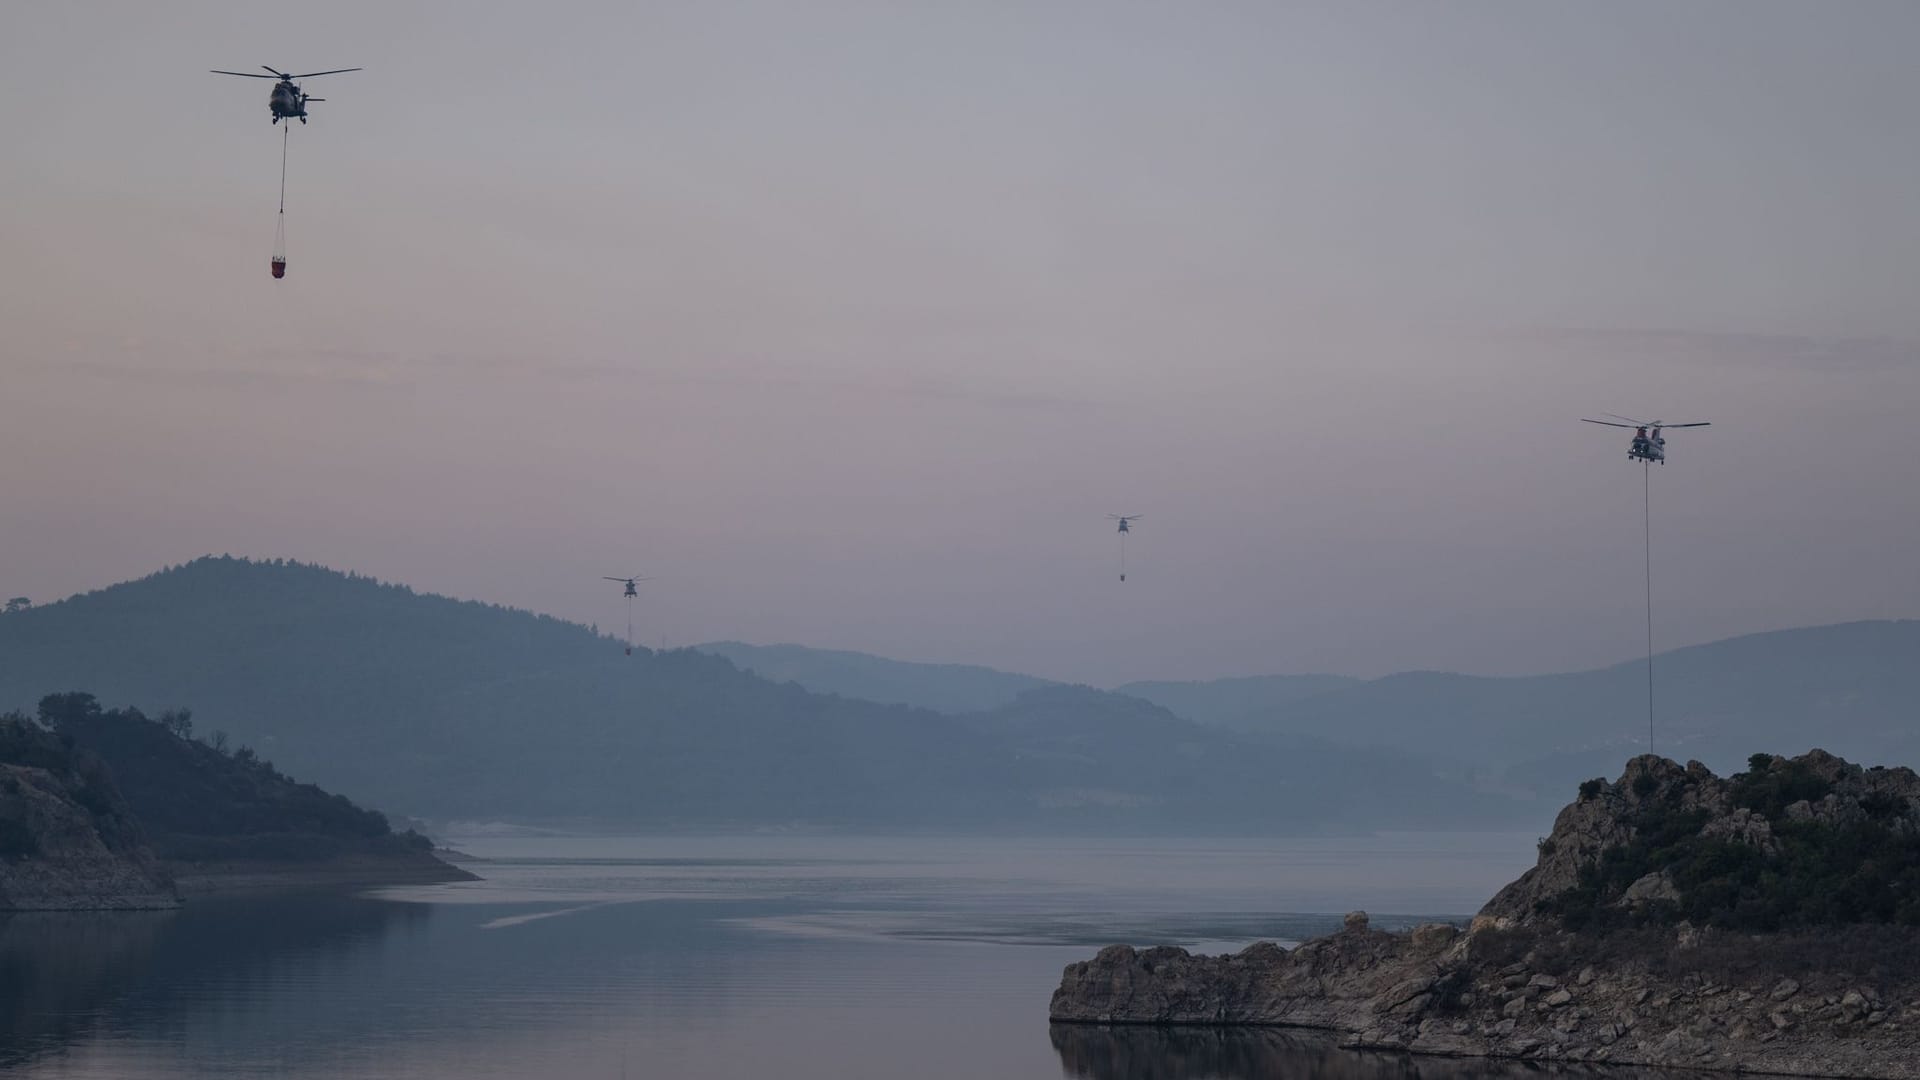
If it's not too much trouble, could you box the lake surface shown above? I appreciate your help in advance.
[0,832,1683,1078]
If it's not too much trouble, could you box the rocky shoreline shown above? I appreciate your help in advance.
[1051,914,1920,1078]
[1051,751,1920,1079]
[165,850,476,894]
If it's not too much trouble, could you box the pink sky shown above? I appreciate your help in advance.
[4,2,1918,683]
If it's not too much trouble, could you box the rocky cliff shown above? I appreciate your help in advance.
[0,715,179,910]
[1051,751,1920,1078]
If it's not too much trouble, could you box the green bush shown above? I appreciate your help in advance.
[1541,760,1919,933]
[1729,759,1834,819]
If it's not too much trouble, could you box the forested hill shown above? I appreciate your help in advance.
[1114,674,1364,729]
[693,641,1057,713]
[0,558,1516,831]
[35,692,438,865]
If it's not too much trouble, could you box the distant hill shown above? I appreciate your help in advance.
[692,641,1057,713]
[686,641,1365,730]
[960,684,1515,829]
[1114,674,1363,729]
[1222,621,1920,794]
[711,620,1920,804]
[0,558,1517,831]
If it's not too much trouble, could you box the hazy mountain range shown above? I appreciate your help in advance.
[0,558,1507,832]
[4,558,1911,833]
[701,623,1920,796]
[695,640,1362,728]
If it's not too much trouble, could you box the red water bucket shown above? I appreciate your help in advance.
[271,257,286,279]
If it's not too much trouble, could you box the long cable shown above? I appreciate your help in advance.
[1644,461,1655,758]
[273,124,289,268]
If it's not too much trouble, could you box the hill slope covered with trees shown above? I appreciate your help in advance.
[0,558,1513,830]
[36,692,445,869]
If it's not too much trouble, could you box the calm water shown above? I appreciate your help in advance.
[0,832,1680,1078]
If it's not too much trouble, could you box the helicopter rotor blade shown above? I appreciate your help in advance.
[1660,422,1711,428]
[211,70,281,78]
[261,65,290,77]
[292,67,362,78]
[1580,418,1637,429]
[1600,413,1649,426]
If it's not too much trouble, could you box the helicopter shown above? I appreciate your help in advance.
[210,65,361,124]
[603,576,651,655]
[1580,416,1710,464]
[1106,515,1142,581]
[604,576,649,598]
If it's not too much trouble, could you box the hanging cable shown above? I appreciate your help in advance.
[271,125,289,278]
[1644,461,1655,757]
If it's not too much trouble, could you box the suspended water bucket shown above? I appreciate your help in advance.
[271,257,286,279]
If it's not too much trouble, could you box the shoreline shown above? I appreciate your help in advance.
[164,851,479,895]
[1049,917,1920,1080]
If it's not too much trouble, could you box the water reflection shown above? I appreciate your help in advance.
[0,894,428,1071]
[0,909,174,1066]
[0,835,1578,1079]
[1051,1024,1687,1080]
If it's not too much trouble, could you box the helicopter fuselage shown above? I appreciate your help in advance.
[1628,429,1667,463]
[269,82,307,123]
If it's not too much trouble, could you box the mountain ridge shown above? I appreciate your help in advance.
[711,623,1920,797]
[0,557,1514,832]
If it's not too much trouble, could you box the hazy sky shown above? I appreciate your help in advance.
[4,2,1918,685]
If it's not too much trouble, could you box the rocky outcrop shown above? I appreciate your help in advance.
[1052,912,1460,1030]
[1053,920,1920,1077]
[1,717,179,910]
[1051,751,1920,1078]
[1479,750,1920,927]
